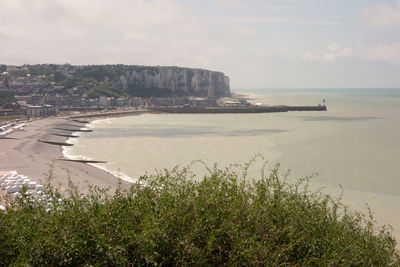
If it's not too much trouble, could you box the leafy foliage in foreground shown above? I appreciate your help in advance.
[0,162,399,266]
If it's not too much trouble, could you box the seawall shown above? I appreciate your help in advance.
[150,105,327,114]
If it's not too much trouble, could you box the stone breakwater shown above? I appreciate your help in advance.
[150,105,327,114]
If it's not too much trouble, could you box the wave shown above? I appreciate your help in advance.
[88,162,138,184]
[61,118,138,184]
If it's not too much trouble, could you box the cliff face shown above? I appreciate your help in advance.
[4,64,231,98]
[116,67,230,98]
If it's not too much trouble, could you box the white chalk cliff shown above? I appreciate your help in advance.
[116,67,230,98]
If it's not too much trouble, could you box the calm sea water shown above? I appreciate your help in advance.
[64,88,400,240]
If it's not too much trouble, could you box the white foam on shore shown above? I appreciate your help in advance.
[62,118,138,184]
[62,120,92,160]
[62,131,90,161]
[88,162,139,184]
[88,117,115,127]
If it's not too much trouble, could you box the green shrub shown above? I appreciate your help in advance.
[0,161,399,266]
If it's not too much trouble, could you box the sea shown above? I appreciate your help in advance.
[63,88,400,240]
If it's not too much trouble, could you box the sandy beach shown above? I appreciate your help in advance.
[0,117,131,198]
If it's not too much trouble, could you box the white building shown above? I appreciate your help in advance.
[25,105,57,117]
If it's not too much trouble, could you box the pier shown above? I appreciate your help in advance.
[150,105,327,114]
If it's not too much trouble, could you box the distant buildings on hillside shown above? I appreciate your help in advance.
[0,104,56,118]
[25,105,57,118]
[0,64,243,118]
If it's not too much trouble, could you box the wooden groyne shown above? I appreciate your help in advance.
[50,133,80,138]
[38,140,73,146]
[150,105,326,114]
[71,119,90,124]
[59,158,107,164]
[57,123,87,128]
[54,128,93,132]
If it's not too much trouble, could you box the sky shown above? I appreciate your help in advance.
[0,0,400,89]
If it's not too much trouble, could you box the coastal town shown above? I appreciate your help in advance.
[0,64,327,201]
[0,64,239,205]
[0,64,240,120]
[0,64,326,126]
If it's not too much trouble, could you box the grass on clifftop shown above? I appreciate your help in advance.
[0,160,399,266]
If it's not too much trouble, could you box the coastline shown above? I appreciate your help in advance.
[62,116,139,184]
[42,97,326,191]
[0,117,132,198]
[2,103,399,247]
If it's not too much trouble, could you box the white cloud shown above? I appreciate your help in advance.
[328,43,340,51]
[214,0,315,5]
[228,26,260,39]
[364,43,400,64]
[211,0,320,15]
[360,1,400,27]
[0,0,217,67]
[336,47,352,58]
[321,54,336,63]
[0,0,399,88]
[301,52,318,62]
[301,43,352,63]
[303,42,400,65]
[214,0,234,5]
[210,16,342,26]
